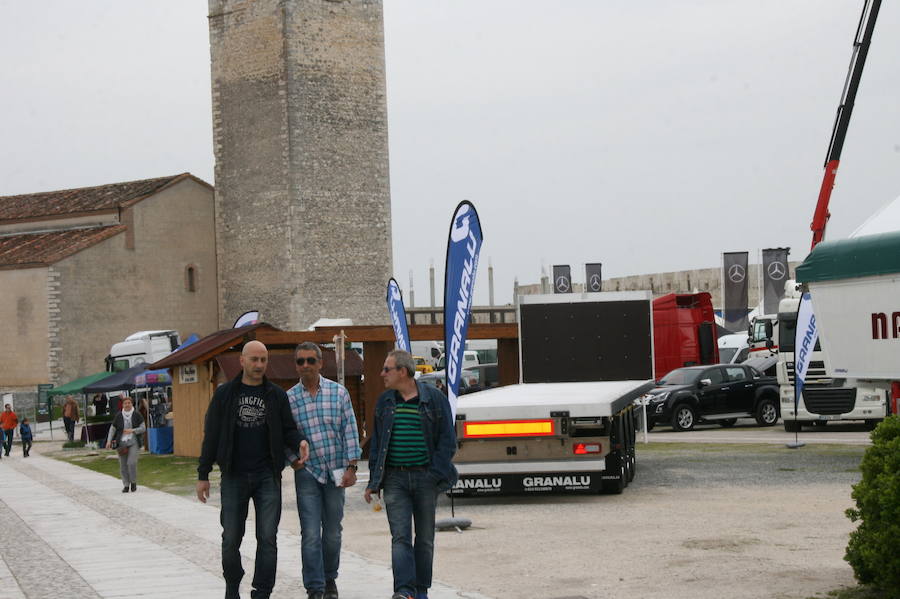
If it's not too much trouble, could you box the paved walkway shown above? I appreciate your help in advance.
[0,449,490,599]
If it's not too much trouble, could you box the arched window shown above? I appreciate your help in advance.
[185,265,197,292]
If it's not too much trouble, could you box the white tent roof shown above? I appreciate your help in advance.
[851,194,900,238]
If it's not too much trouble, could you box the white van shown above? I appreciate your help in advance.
[717,333,750,364]
[436,350,479,371]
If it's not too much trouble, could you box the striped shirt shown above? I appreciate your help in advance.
[286,375,361,485]
[387,398,429,467]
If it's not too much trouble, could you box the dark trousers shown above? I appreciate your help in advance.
[63,417,75,441]
[2,429,13,455]
[22,439,32,456]
[220,470,282,599]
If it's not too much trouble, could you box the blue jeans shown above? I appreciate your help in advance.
[2,429,14,455]
[220,471,282,599]
[294,468,346,591]
[383,469,439,596]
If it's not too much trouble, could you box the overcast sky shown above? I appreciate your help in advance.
[2,1,899,307]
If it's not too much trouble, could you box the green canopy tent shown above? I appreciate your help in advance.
[47,371,114,442]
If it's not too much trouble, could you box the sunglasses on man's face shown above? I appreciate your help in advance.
[296,357,318,365]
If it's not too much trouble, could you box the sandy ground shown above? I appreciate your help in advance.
[278,440,865,599]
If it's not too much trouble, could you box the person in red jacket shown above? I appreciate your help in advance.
[1,404,19,457]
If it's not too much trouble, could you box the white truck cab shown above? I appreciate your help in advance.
[108,330,180,372]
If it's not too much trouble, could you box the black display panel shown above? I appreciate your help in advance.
[520,300,652,383]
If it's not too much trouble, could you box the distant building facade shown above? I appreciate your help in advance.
[208,0,393,329]
[514,262,799,312]
[0,174,219,411]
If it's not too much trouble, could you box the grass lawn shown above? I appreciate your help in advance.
[51,448,209,497]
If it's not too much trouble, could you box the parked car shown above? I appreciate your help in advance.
[465,363,499,390]
[418,370,475,395]
[413,355,434,374]
[641,364,780,431]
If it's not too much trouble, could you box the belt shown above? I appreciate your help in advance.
[386,465,428,471]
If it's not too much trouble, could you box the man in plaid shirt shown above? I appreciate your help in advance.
[287,342,361,599]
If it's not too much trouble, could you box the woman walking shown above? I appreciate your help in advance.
[105,397,145,493]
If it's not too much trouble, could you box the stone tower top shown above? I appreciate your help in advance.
[208,0,392,329]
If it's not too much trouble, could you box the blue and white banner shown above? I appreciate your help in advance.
[233,311,260,328]
[444,201,484,418]
[386,278,411,353]
[793,292,819,413]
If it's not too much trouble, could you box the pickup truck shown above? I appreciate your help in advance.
[641,364,780,431]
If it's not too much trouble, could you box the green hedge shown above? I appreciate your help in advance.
[845,415,900,597]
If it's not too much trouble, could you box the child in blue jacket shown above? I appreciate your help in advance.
[19,418,33,457]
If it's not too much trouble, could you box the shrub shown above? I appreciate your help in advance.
[845,415,900,597]
[62,440,86,449]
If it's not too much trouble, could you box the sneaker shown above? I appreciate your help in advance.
[130,483,137,492]
[122,486,130,493]
[324,579,338,599]
[390,594,414,599]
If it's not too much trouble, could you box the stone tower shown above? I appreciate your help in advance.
[208,0,392,329]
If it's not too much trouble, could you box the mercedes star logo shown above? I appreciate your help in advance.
[588,273,602,292]
[555,276,571,293]
[728,264,746,283]
[767,261,786,281]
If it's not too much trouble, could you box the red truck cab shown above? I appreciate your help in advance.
[652,293,719,380]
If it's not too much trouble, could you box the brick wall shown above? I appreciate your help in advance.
[209,0,392,330]
[51,178,219,385]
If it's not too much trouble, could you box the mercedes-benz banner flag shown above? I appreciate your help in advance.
[722,252,749,333]
[553,265,572,293]
[386,278,411,352]
[585,263,602,292]
[762,248,790,315]
[444,201,483,418]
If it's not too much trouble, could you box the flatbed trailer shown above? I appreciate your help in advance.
[452,380,652,495]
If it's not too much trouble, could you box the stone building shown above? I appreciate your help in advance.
[208,0,393,330]
[0,174,219,411]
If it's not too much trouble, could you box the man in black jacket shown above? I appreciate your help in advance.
[197,340,309,599]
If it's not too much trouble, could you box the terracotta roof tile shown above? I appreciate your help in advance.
[0,173,198,222]
[0,225,126,268]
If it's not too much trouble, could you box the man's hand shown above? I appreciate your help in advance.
[297,440,310,464]
[363,487,379,503]
[290,458,305,471]
[341,468,357,488]
[196,480,210,503]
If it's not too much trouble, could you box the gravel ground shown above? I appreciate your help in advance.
[277,441,867,599]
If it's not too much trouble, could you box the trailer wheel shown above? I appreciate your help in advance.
[719,419,737,428]
[671,404,696,432]
[600,451,625,495]
[784,420,801,433]
[755,398,778,426]
[625,411,636,483]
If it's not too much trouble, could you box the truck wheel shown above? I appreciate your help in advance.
[719,418,737,428]
[671,404,696,432]
[600,451,626,494]
[864,419,881,431]
[755,398,778,426]
[784,420,801,433]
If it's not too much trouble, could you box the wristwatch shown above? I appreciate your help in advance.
[346,464,358,471]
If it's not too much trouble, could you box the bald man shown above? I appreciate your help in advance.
[197,340,309,599]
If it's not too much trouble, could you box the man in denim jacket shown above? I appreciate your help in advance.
[364,350,457,599]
